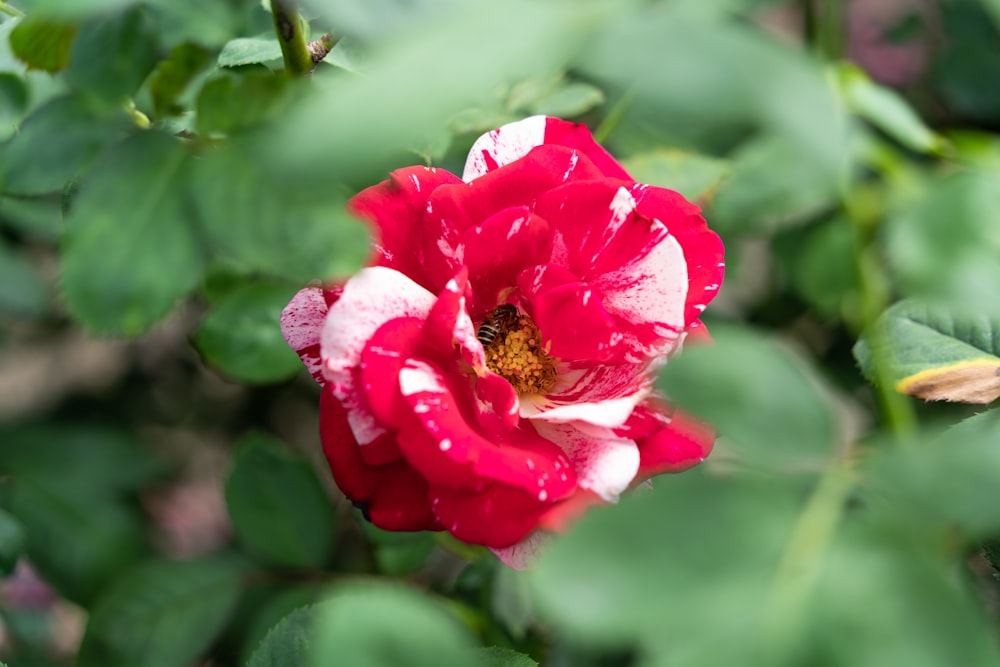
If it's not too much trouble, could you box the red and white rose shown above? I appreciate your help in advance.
[281,116,724,567]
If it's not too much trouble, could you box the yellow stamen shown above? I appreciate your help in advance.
[484,315,557,395]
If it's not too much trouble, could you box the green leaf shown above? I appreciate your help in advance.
[370,531,436,576]
[311,581,478,667]
[658,323,839,471]
[15,0,139,17]
[0,73,29,141]
[885,169,1000,315]
[240,586,320,667]
[195,71,291,135]
[621,148,730,202]
[865,409,1000,537]
[788,216,859,321]
[9,16,77,72]
[76,557,247,667]
[225,433,335,568]
[0,507,25,576]
[195,282,302,384]
[837,63,944,155]
[5,477,146,604]
[0,94,130,196]
[217,35,282,68]
[61,130,204,335]
[492,566,534,640]
[64,6,160,104]
[0,237,50,319]
[191,142,369,282]
[529,470,802,654]
[477,647,538,667]
[0,423,160,494]
[854,299,1000,404]
[528,82,605,118]
[709,133,838,235]
[148,42,213,118]
[246,603,316,667]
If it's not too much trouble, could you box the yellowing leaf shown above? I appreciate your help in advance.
[896,359,1000,405]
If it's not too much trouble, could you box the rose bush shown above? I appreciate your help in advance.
[281,116,724,567]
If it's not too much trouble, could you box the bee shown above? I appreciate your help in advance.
[477,304,519,348]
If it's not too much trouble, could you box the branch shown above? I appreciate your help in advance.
[271,0,314,76]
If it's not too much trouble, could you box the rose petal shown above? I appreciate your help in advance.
[537,181,689,360]
[431,483,549,548]
[360,316,424,428]
[533,421,639,501]
[635,407,716,479]
[463,115,631,181]
[490,530,550,570]
[319,385,437,531]
[397,358,575,497]
[422,269,485,373]
[462,207,553,313]
[349,166,463,293]
[280,286,329,384]
[631,184,725,326]
[529,362,654,428]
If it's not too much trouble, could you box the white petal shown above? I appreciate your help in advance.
[534,422,639,501]
[491,531,550,570]
[462,115,546,182]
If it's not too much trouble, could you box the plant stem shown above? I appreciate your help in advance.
[763,462,854,656]
[271,0,314,76]
[0,2,25,18]
[804,0,845,60]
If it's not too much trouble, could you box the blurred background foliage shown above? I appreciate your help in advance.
[1,0,1000,665]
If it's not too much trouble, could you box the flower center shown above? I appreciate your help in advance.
[483,312,557,395]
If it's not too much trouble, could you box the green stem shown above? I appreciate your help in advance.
[763,462,855,655]
[0,2,25,18]
[804,0,845,60]
[271,0,314,76]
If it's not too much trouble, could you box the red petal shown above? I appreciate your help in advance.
[318,385,437,531]
[462,206,553,312]
[360,316,424,428]
[631,184,725,327]
[462,115,632,181]
[517,264,619,362]
[280,287,328,383]
[431,483,550,548]
[396,358,575,497]
[635,406,716,479]
[348,166,463,294]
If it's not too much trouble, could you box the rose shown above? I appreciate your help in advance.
[281,116,724,567]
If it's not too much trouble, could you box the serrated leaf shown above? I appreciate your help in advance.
[311,581,478,667]
[0,507,25,576]
[65,6,159,104]
[528,82,605,117]
[854,299,1000,404]
[76,557,247,667]
[0,94,130,195]
[225,433,335,568]
[247,603,316,667]
[9,17,77,72]
[478,647,538,667]
[0,237,50,319]
[191,142,369,282]
[217,35,282,67]
[621,149,730,202]
[838,63,944,155]
[61,130,204,335]
[240,586,320,667]
[195,282,303,384]
[658,323,839,471]
[5,477,146,604]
